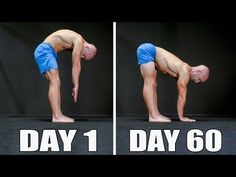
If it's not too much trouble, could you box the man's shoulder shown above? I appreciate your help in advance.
[179,63,191,77]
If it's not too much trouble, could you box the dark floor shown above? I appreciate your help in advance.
[116,116,236,155]
[1,116,236,155]
[0,116,112,155]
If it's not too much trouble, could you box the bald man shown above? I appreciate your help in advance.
[137,43,209,122]
[34,29,97,123]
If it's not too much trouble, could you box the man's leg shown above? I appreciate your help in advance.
[140,62,171,122]
[45,69,74,123]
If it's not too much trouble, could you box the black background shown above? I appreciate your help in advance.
[117,22,236,116]
[0,22,113,117]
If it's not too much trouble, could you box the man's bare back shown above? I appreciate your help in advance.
[155,47,190,79]
[44,29,84,53]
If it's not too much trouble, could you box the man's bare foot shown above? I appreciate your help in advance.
[52,115,75,123]
[149,115,171,122]
[179,117,196,122]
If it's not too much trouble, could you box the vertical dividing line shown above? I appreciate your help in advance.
[113,22,116,155]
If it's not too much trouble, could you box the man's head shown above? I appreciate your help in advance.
[190,65,209,83]
[81,43,97,60]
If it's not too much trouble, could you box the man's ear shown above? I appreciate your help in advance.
[84,45,89,50]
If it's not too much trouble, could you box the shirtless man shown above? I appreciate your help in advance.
[137,43,209,122]
[34,29,97,123]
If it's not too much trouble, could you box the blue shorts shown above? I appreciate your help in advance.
[34,43,58,75]
[137,43,157,65]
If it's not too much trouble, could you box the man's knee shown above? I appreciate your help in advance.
[50,77,61,86]
[144,78,157,87]
[143,69,157,87]
[46,70,61,86]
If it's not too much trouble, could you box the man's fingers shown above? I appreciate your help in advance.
[74,94,76,102]
[74,91,78,103]
[72,88,78,103]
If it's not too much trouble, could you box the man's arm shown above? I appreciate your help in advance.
[71,39,83,103]
[72,57,81,103]
[176,73,196,122]
[177,77,188,120]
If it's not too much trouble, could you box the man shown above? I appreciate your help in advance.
[34,29,97,123]
[137,43,209,122]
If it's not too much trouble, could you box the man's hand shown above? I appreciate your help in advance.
[72,86,79,103]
